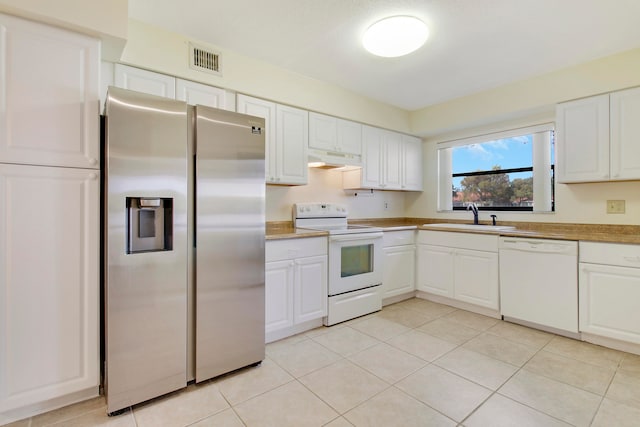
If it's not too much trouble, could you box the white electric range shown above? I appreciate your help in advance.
[293,203,383,325]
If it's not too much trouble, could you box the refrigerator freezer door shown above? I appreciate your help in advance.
[105,87,188,414]
[195,106,266,382]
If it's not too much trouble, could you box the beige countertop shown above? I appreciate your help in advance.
[267,218,640,244]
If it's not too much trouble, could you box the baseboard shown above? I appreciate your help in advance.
[0,386,100,425]
[582,332,640,356]
[265,318,324,343]
[415,291,501,319]
[383,291,417,307]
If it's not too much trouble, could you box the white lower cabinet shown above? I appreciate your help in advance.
[454,249,499,308]
[265,238,327,342]
[0,164,99,416]
[264,260,295,332]
[417,231,499,311]
[382,231,416,301]
[579,242,640,345]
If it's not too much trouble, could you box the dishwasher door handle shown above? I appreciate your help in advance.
[501,240,576,255]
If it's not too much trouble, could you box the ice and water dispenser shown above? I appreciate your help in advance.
[126,197,173,253]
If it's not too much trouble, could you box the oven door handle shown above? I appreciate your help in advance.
[329,232,384,242]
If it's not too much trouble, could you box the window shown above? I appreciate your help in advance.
[437,124,554,212]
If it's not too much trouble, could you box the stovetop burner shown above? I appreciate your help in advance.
[292,203,382,235]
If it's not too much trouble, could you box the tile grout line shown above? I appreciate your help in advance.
[457,333,565,426]
[586,355,627,426]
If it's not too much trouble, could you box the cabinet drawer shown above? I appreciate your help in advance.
[580,241,640,268]
[383,230,416,247]
[418,230,498,252]
[266,237,327,262]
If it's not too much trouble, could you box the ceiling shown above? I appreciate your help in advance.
[129,0,640,111]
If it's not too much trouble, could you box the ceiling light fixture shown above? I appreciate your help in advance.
[362,16,429,58]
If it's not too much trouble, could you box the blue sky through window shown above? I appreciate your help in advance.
[452,136,533,188]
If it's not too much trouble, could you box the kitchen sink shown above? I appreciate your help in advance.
[424,223,516,232]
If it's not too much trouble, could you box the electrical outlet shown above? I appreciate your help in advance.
[607,200,625,214]
[384,201,389,210]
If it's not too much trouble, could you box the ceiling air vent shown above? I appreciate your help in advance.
[189,43,222,76]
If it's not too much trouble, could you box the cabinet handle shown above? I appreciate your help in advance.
[88,157,98,166]
[623,256,640,263]
[88,173,98,180]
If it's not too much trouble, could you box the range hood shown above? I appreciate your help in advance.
[307,149,362,171]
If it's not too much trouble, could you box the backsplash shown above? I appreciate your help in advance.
[266,168,406,221]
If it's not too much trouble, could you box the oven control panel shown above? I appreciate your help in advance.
[293,202,348,219]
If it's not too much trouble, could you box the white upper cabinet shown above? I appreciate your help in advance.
[383,130,402,189]
[0,14,100,169]
[359,125,384,188]
[336,119,362,155]
[113,64,231,110]
[610,87,640,180]
[276,105,308,185]
[556,87,640,183]
[402,135,424,191]
[236,95,277,182]
[237,95,307,185]
[344,125,421,191]
[114,64,176,98]
[309,112,362,155]
[176,79,228,109]
[309,112,337,152]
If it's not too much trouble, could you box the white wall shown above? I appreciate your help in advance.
[405,49,640,225]
[118,20,412,223]
[6,4,640,225]
[410,48,640,138]
[0,0,128,59]
[121,20,411,134]
[268,168,406,221]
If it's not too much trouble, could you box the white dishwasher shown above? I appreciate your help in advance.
[499,237,578,336]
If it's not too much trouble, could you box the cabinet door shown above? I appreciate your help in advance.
[309,112,337,152]
[417,245,454,297]
[0,14,100,169]
[337,119,362,155]
[0,164,99,412]
[294,255,328,323]
[276,104,308,185]
[383,245,416,298]
[556,95,609,183]
[402,135,423,191]
[361,125,383,188]
[610,87,640,180]
[579,263,640,344]
[265,260,294,333]
[454,249,499,310]
[383,131,402,189]
[237,95,277,183]
[114,64,176,98]
[176,79,228,109]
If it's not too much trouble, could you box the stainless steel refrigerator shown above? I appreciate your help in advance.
[103,87,265,414]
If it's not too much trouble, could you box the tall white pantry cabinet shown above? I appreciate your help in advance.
[0,13,100,423]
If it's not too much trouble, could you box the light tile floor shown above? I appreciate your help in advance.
[7,298,640,427]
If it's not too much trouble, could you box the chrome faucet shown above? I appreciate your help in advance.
[467,203,479,225]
